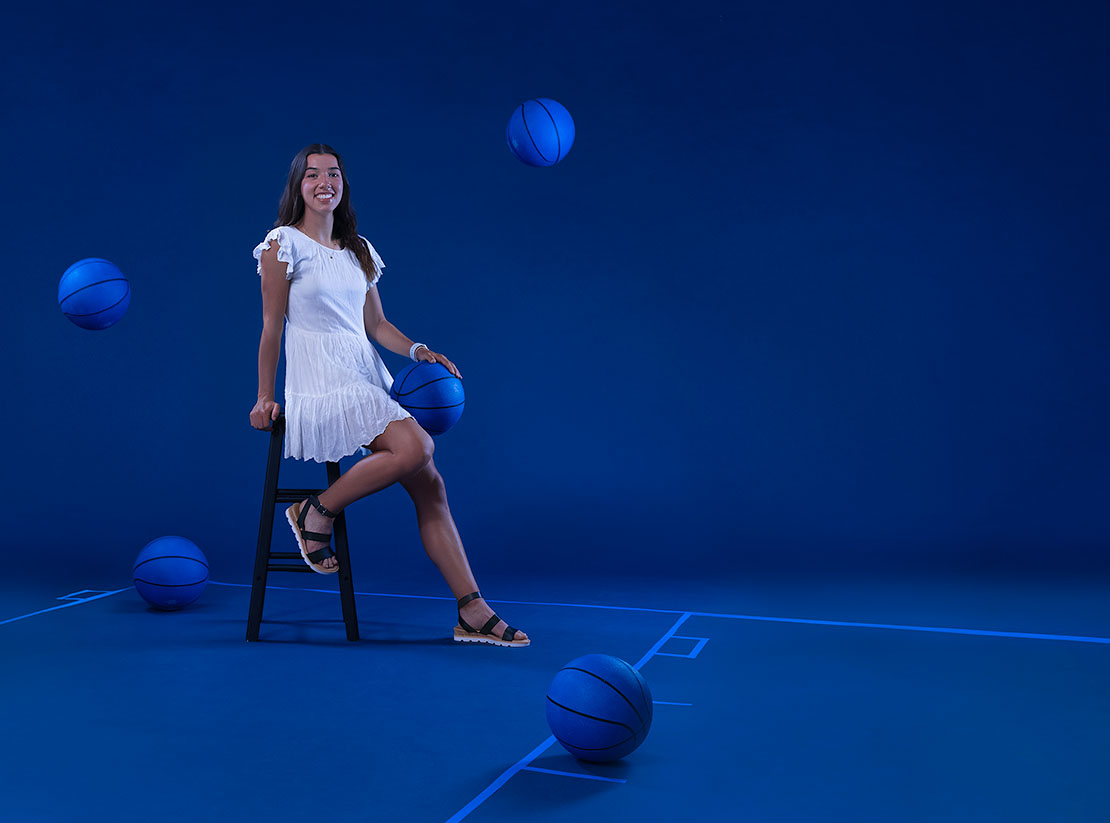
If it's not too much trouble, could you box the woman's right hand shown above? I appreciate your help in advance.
[250,397,281,431]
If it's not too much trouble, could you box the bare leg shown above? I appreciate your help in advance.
[400,457,529,643]
[295,418,432,571]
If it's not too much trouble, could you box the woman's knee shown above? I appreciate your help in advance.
[374,418,433,475]
[405,428,435,475]
[401,456,445,498]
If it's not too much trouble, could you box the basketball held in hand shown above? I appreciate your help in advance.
[389,361,465,436]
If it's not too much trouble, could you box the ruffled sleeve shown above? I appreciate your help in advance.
[252,226,297,279]
[358,235,386,289]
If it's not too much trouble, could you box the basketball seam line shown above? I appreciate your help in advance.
[134,556,209,571]
[534,98,562,162]
[521,101,555,164]
[560,666,647,726]
[133,578,208,588]
[550,731,635,752]
[391,375,460,398]
[60,277,129,305]
[62,283,131,316]
[394,402,465,411]
[543,693,639,737]
[394,363,419,398]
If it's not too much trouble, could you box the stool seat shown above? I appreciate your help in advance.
[247,413,359,641]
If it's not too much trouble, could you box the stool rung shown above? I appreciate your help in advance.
[267,564,317,573]
[269,552,302,559]
[275,489,326,502]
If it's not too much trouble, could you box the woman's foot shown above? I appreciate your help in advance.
[285,496,338,573]
[299,499,337,571]
[456,592,529,647]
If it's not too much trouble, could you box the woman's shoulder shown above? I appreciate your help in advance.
[253,225,302,276]
[253,225,302,258]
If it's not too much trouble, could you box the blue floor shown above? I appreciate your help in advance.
[2,571,1108,822]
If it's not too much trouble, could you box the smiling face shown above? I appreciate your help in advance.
[299,153,343,220]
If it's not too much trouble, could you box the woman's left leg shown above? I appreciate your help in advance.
[399,457,529,644]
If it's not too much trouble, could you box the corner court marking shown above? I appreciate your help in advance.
[0,588,131,626]
[656,635,710,659]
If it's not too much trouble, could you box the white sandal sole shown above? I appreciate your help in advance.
[453,626,530,647]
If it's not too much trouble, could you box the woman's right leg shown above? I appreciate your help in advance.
[295,418,433,570]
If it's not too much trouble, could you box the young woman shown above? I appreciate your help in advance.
[249,144,528,648]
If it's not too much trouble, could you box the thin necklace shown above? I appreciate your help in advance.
[295,223,341,254]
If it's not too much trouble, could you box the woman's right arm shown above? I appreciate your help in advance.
[249,241,291,431]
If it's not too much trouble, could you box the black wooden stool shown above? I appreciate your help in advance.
[247,413,359,641]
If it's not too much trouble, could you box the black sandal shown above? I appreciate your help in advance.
[453,591,529,647]
[285,494,339,574]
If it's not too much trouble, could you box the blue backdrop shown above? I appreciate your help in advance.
[4,0,1108,585]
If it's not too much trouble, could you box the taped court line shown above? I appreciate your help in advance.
[0,588,130,626]
[445,611,691,823]
[4,582,1104,647]
[207,581,1110,646]
[520,766,626,784]
[656,635,710,659]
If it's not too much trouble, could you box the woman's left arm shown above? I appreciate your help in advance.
[363,286,462,379]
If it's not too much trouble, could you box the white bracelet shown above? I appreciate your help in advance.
[409,342,428,361]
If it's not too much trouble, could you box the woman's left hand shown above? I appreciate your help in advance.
[417,347,462,380]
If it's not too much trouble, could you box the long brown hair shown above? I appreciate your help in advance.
[274,143,380,284]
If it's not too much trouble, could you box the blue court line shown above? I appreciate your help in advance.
[58,590,111,602]
[520,766,626,784]
[0,588,130,626]
[657,635,710,659]
[445,612,691,822]
[10,581,1103,647]
[654,701,693,706]
[206,581,1110,645]
[687,611,1110,645]
[633,612,691,668]
[444,736,558,823]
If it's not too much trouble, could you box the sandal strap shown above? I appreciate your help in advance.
[457,608,519,642]
[456,591,482,608]
[306,545,335,562]
[308,494,338,519]
[299,529,333,543]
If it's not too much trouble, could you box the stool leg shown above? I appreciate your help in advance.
[247,416,285,641]
[327,460,360,641]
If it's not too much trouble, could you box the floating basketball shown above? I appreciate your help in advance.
[58,258,131,330]
[133,536,209,611]
[506,98,575,167]
[389,360,465,436]
[546,654,653,762]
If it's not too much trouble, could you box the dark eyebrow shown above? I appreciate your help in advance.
[306,166,340,171]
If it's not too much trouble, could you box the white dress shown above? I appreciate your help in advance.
[253,225,412,463]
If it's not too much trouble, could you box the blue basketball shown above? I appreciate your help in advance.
[133,536,209,611]
[506,98,575,167]
[389,361,465,436]
[58,258,131,330]
[546,654,653,762]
